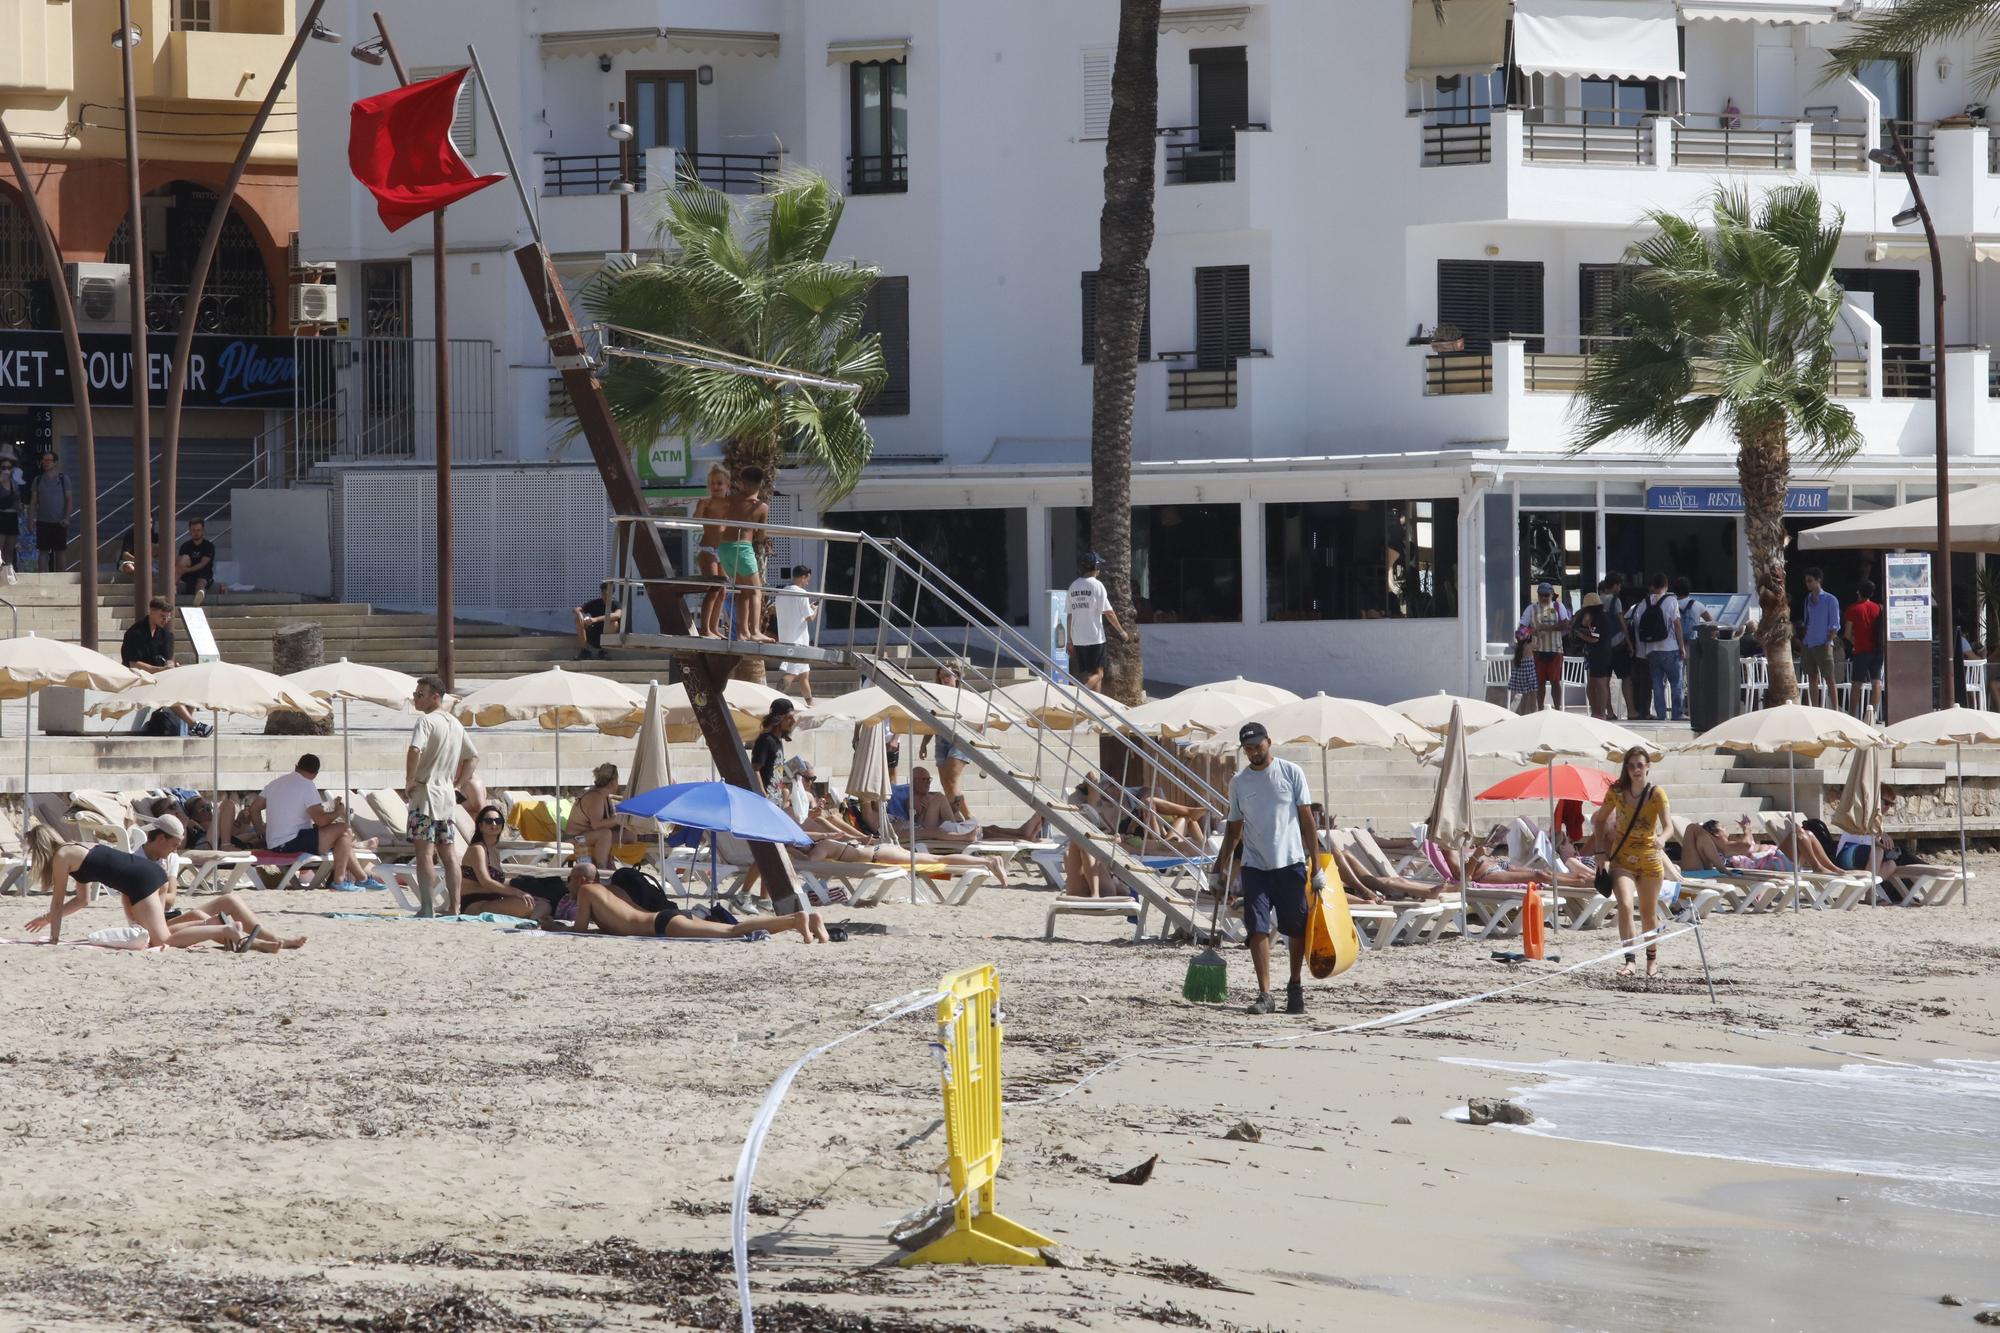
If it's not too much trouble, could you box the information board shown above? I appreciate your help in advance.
[1885,553,1932,643]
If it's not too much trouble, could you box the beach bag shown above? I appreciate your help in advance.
[1306,853,1360,979]
[1638,595,1669,644]
[1595,785,1652,895]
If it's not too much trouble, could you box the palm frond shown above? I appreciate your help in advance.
[1822,0,2000,87]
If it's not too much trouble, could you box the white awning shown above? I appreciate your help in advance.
[827,38,911,64]
[666,28,779,59]
[1514,0,1682,81]
[1679,0,1839,22]
[1408,0,1510,80]
[1160,5,1253,33]
[539,27,663,58]
[1869,240,1931,262]
[1975,242,2000,263]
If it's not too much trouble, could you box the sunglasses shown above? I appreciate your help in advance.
[478,816,504,826]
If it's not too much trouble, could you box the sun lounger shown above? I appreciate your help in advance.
[1351,899,1448,948]
[1044,891,1149,942]
[848,863,995,907]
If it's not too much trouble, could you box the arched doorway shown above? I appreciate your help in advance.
[105,181,274,335]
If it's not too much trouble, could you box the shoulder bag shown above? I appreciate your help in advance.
[1594,784,1653,895]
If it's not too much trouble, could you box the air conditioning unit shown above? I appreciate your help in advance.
[289,282,339,325]
[63,262,131,327]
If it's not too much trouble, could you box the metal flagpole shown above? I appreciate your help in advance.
[117,0,152,613]
[1788,751,1801,911]
[1957,739,1970,907]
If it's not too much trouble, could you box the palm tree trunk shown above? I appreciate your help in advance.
[1089,0,1161,705]
[1738,419,1797,704]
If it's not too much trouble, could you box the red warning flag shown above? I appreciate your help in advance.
[347,68,505,232]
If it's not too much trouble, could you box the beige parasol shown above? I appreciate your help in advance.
[1180,677,1301,707]
[1424,702,1475,935]
[453,667,646,809]
[1196,692,1434,816]
[847,720,892,800]
[1685,704,1893,909]
[285,658,420,808]
[1464,709,1657,852]
[599,678,799,742]
[91,660,330,805]
[0,634,142,827]
[1118,689,1266,740]
[621,681,675,849]
[1882,707,2000,901]
[981,678,1119,730]
[1393,691,1516,733]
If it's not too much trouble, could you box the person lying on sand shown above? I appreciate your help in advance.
[550,862,829,942]
[156,881,306,954]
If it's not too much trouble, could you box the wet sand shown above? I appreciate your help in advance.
[1,855,1997,1330]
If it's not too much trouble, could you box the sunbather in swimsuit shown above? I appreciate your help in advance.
[804,837,1009,887]
[549,863,828,942]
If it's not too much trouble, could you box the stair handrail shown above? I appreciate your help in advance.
[610,513,1233,844]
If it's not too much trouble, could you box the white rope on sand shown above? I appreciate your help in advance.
[727,922,1701,1330]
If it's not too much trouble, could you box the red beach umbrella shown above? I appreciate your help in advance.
[1476,763,1614,805]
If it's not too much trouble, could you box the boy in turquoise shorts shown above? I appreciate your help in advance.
[718,466,772,641]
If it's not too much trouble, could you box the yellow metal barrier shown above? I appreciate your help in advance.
[901,964,1053,1266]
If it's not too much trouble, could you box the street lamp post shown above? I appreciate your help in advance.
[1871,138,1955,708]
[608,102,634,253]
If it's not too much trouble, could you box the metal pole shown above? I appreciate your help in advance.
[22,688,31,831]
[1691,919,1719,1008]
[342,697,352,813]
[616,99,631,255]
[118,0,152,613]
[1788,751,1801,911]
[464,45,544,252]
[159,0,331,607]
[0,118,99,648]
[1957,738,1970,907]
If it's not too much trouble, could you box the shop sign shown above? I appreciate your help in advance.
[1645,485,1830,514]
[1885,552,1932,643]
[0,330,297,410]
[1640,482,1832,512]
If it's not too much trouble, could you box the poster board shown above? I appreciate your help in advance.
[1885,553,1932,643]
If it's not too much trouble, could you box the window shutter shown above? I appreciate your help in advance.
[861,275,911,415]
[412,67,478,157]
[1192,47,1250,139]
[1437,259,1543,353]
[1194,264,1250,370]
[1082,270,1150,364]
[1081,47,1114,139]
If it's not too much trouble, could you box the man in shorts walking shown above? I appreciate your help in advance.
[405,673,478,916]
[1065,550,1127,691]
[1210,720,1324,1015]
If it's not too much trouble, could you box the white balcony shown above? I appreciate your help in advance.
[1154,124,1273,236]
[1411,334,1999,461]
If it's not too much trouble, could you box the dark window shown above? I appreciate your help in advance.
[1431,70,1506,124]
[848,60,909,194]
[1437,259,1543,353]
[1052,504,1241,624]
[859,275,910,415]
[1081,270,1151,363]
[1194,264,1251,370]
[1265,499,1460,622]
[1578,76,1660,127]
[1191,46,1249,138]
[1835,265,1926,395]
[823,507,1028,628]
[1579,262,1636,350]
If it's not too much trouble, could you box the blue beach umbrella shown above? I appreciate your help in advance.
[617,781,812,900]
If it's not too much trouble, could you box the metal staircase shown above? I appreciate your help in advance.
[613,513,1238,941]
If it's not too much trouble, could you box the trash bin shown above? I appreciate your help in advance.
[1687,623,1741,734]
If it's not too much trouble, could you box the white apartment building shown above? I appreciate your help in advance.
[290,0,2000,700]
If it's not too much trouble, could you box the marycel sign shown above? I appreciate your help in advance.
[1646,485,1831,514]
[0,331,297,410]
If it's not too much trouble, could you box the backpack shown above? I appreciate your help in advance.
[1639,594,1669,644]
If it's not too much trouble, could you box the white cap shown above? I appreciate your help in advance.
[150,813,185,839]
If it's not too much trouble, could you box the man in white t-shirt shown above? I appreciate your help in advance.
[406,674,479,916]
[772,563,819,703]
[1065,550,1128,691]
[243,752,372,889]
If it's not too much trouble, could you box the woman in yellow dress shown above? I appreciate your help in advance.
[1591,745,1668,977]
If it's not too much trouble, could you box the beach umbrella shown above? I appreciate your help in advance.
[1883,706,2000,904]
[1685,704,1893,910]
[1200,693,1434,815]
[1393,691,1513,733]
[1118,689,1265,740]
[810,684,934,734]
[617,780,813,844]
[1424,702,1474,937]
[91,660,329,807]
[1476,763,1614,805]
[284,658,419,810]
[1181,677,1301,707]
[981,678,1119,730]
[0,634,142,828]
[599,678,797,743]
[454,667,644,811]
[1465,710,1656,854]
[847,720,891,800]
[619,680,675,858]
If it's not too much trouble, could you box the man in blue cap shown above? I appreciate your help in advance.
[1210,719,1324,1015]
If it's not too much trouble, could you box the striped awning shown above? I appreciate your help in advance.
[827,38,911,64]
[539,27,663,58]
[1161,5,1253,32]
[1408,0,1510,79]
[1680,0,1839,21]
[666,28,780,59]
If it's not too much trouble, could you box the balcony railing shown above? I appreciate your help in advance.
[1167,366,1238,409]
[1421,118,1492,167]
[1427,337,1871,399]
[144,283,271,336]
[1160,123,1268,183]
[848,153,908,194]
[1522,110,1653,166]
[1424,351,1492,395]
[1881,120,1936,174]
[1881,346,1935,399]
[1810,119,1870,172]
[541,150,781,197]
[1671,112,1792,171]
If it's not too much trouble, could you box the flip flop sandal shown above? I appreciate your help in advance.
[230,925,263,954]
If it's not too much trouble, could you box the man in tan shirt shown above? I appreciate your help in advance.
[405,674,478,916]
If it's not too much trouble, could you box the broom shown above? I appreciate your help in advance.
[1182,850,1232,1003]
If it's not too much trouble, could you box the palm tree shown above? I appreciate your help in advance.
[1089,0,1162,703]
[1824,0,2000,89]
[1570,185,1862,706]
[582,169,886,509]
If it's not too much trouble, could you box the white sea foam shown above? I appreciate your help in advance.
[1446,1056,2000,1211]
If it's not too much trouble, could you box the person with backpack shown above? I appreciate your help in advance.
[1516,581,1571,713]
[28,451,69,573]
[1578,581,1620,720]
[1637,571,1686,722]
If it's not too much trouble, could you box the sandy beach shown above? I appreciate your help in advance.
[2,859,1997,1332]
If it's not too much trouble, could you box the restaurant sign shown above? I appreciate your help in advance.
[0,330,297,410]
[1645,485,1831,514]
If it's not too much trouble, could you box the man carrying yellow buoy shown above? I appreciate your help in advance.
[1210,720,1323,1016]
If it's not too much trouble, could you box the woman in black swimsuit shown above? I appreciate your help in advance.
[458,804,565,920]
[21,827,238,948]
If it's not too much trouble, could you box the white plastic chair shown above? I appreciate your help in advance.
[1739,656,1769,712]
[1561,656,1589,712]
[1965,659,1988,709]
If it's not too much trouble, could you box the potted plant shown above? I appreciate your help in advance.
[1430,322,1465,353]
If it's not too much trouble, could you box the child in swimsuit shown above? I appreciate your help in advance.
[690,464,731,637]
[719,466,773,642]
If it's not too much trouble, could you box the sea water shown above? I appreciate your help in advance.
[1450,1056,2000,1219]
